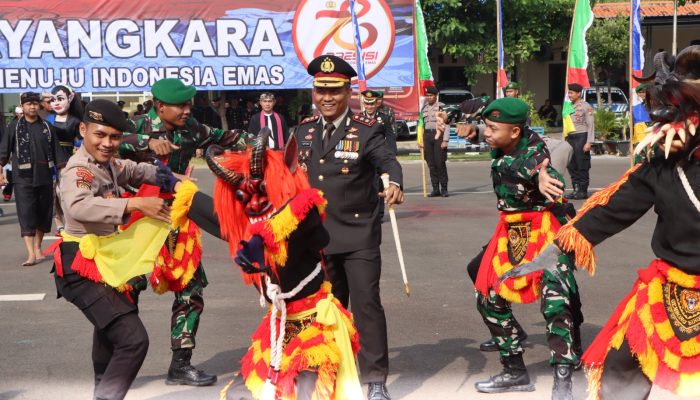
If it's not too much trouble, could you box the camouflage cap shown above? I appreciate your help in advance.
[483,97,529,124]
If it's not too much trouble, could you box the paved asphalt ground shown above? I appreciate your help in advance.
[0,155,688,399]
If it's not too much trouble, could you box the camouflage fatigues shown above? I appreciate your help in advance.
[475,130,582,366]
[120,109,239,350]
[121,108,236,174]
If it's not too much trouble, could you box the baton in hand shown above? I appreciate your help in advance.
[380,173,410,296]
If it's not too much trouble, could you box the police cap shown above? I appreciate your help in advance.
[426,86,439,95]
[482,97,529,124]
[361,90,380,104]
[307,55,357,88]
[83,99,132,132]
[151,78,197,104]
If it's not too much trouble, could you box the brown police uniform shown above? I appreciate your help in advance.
[53,100,159,400]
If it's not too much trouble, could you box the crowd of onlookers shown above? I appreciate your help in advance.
[0,89,317,266]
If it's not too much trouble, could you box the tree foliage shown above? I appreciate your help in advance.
[423,0,575,85]
[586,15,628,107]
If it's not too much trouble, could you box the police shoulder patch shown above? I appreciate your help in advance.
[300,115,320,124]
[75,166,94,190]
[351,113,376,127]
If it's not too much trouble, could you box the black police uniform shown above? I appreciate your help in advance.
[295,109,402,384]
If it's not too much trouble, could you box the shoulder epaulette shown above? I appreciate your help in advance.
[352,113,376,126]
[300,115,320,124]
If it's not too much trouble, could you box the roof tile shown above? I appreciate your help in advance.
[594,1,700,18]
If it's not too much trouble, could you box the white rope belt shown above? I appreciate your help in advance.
[266,262,323,373]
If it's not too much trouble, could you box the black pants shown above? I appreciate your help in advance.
[599,341,652,400]
[55,244,148,400]
[423,129,448,187]
[565,132,591,190]
[325,247,388,384]
[14,183,53,236]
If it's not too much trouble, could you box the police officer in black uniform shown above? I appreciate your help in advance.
[295,55,403,400]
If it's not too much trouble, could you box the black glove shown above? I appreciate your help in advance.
[153,158,179,193]
[235,235,270,274]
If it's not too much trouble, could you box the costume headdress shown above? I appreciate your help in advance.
[634,46,700,158]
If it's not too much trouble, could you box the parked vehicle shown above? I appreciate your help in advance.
[396,89,474,140]
[582,86,629,118]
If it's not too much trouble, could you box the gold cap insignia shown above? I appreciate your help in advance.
[320,57,335,73]
[88,110,104,122]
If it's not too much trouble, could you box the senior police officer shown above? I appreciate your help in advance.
[362,90,397,154]
[564,83,594,200]
[362,90,398,221]
[295,55,403,400]
[53,99,176,400]
[119,78,243,386]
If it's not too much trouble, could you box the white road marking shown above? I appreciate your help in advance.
[0,293,46,301]
[44,236,60,240]
[0,202,16,207]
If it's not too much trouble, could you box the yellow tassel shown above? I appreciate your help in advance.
[585,366,603,400]
[171,180,199,229]
[677,371,700,396]
[556,224,596,275]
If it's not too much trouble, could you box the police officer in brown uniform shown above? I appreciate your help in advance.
[564,83,594,199]
[54,99,177,400]
[294,55,403,400]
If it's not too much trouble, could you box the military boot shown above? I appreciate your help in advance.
[551,364,574,400]
[474,354,535,393]
[440,183,449,197]
[428,184,441,197]
[564,184,579,199]
[572,185,589,200]
[166,349,217,386]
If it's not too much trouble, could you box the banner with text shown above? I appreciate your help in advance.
[0,0,415,101]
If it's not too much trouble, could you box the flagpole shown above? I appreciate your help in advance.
[673,0,678,55]
[496,0,502,98]
[628,0,635,167]
[562,0,579,140]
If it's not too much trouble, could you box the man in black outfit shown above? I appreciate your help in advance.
[248,92,289,149]
[0,92,68,266]
[294,55,404,400]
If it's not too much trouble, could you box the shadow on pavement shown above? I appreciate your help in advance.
[387,338,486,399]
[0,391,23,400]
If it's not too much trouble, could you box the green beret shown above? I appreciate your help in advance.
[83,99,132,132]
[504,82,520,90]
[375,90,385,98]
[483,97,529,124]
[635,83,648,93]
[151,78,196,104]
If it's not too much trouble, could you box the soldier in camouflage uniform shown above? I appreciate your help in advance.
[466,98,582,400]
[120,78,244,387]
